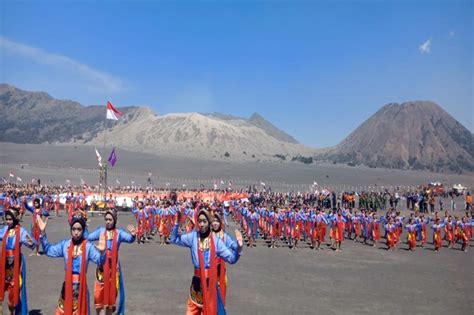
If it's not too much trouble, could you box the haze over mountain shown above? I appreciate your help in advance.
[1,84,472,173]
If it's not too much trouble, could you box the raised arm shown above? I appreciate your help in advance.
[87,227,102,241]
[170,223,193,248]
[224,232,239,252]
[20,228,36,250]
[88,241,105,265]
[41,235,66,258]
[119,227,136,244]
[24,201,34,213]
[38,215,64,258]
[215,236,241,265]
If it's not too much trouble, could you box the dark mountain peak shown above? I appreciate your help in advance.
[249,112,264,121]
[202,111,299,144]
[0,84,139,144]
[329,101,473,173]
[247,112,299,144]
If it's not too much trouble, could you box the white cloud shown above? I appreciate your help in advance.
[0,36,124,93]
[419,39,431,54]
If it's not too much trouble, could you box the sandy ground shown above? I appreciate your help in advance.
[1,143,472,191]
[0,142,473,314]
[8,211,473,315]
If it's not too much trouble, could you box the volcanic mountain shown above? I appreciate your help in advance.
[1,84,472,172]
[81,108,313,161]
[0,83,139,143]
[0,84,312,162]
[324,101,473,173]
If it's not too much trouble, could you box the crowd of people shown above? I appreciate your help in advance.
[0,183,244,315]
[0,182,472,314]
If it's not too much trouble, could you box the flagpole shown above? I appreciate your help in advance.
[101,108,108,200]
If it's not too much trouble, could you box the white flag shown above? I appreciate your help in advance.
[260,182,266,186]
[116,179,121,185]
[95,147,103,167]
[16,176,22,182]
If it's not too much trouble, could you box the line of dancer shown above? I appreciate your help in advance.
[235,201,473,253]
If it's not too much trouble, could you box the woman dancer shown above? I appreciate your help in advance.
[171,207,243,315]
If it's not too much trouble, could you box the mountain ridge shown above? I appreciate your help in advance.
[1,84,472,173]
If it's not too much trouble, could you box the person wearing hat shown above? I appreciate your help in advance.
[37,214,106,315]
[405,218,418,251]
[315,208,329,250]
[0,207,35,315]
[171,207,243,315]
[156,201,177,245]
[384,217,398,251]
[87,209,136,315]
[132,201,148,244]
[210,210,238,307]
[330,209,347,252]
[431,217,445,252]
[24,197,49,256]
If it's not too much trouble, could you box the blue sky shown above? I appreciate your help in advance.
[1,0,472,147]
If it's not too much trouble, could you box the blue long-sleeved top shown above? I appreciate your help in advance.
[87,227,135,251]
[40,234,103,274]
[0,226,36,250]
[171,224,241,269]
[25,203,49,217]
[215,231,238,252]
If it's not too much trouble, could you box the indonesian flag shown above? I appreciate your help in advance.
[95,147,103,167]
[9,171,15,178]
[106,101,123,120]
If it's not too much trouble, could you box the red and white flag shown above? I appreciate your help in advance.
[95,147,103,167]
[9,171,15,178]
[106,101,123,120]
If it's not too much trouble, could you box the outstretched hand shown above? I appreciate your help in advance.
[37,216,47,234]
[25,233,34,246]
[127,224,136,236]
[235,229,243,249]
[97,232,106,252]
